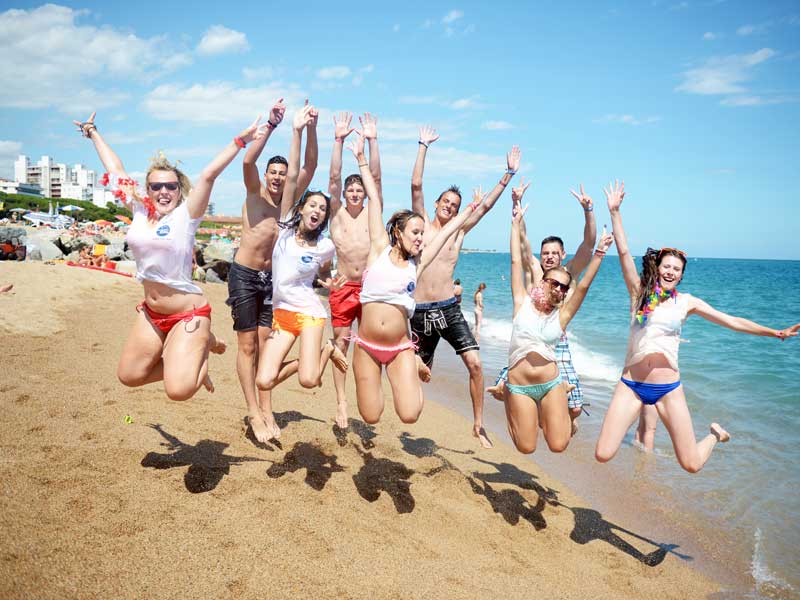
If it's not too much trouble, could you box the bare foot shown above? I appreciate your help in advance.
[564,383,576,395]
[203,374,214,393]
[328,340,349,372]
[335,400,349,429]
[0,284,13,294]
[486,382,505,401]
[474,426,493,449]
[571,420,579,437]
[248,413,273,444]
[710,423,730,443]
[261,411,281,439]
[209,337,227,354]
[416,356,431,383]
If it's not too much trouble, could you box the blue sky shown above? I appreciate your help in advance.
[1,1,798,259]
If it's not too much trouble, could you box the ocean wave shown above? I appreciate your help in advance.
[751,528,796,599]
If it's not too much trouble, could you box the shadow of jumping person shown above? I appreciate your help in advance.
[266,442,345,491]
[398,432,474,477]
[332,418,378,449]
[467,474,548,531]
[351,445,415,514]
[141,424,264,493]
[566,506,690,566]
[471,457,560,506]
[274,410,326,430]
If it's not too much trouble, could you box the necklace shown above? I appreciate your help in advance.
[636,285,677,325]
[530,286,554,313]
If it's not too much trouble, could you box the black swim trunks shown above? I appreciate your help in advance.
[410,296,479,367]
[226,261,273,331]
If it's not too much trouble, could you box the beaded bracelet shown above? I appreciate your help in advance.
[234,136,246,149]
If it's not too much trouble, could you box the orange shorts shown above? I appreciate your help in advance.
[272,308,326,336]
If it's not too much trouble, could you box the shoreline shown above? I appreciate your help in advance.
[0,261,721,599]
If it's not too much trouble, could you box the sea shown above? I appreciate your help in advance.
[424,253,800,599]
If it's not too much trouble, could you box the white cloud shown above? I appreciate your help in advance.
[0,140,23,179]
[242,66,274,80]
[0,4,191,112]
[594,114,662,126]
[736,23,769,36]
[196,25,249,55]
[142,83,306,124]
[317,66,352,80]
[720,95,796,106]
[675,48,775,95]
[482,120,513,130]
[450,96,482,110]
[670,1,689,9]
[442,10,464,24]
[703,31,717,40]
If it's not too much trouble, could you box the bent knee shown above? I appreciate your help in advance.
[117,368,145,388]
[546,437,570,453]
[298,373,319,388]
[164,383,195,402]
[595,445,615,463]
[397,409,421,425]
[513,437,537,454]
[678,459,703,474]
[255,373,276,390]
[359,410,382,425]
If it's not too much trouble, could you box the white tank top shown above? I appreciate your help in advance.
[271,228,335,318]
[125,202,202,294]
[624,292,690,371]
[508,296,564,368]
[359,245,417,318]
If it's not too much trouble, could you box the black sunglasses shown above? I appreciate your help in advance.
[148,182,180,192]
[544,277,570,293]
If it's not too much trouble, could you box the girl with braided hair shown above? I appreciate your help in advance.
[595,181,799,472]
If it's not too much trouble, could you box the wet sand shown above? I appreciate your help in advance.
[0,261,719,599]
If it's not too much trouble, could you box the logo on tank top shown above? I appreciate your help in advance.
[406,281,416,293]
[301,255,313,264]
[156,224,171,237]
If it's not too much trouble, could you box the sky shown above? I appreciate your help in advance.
[1,0,798,259]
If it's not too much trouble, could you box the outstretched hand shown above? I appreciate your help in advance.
[512,176,532,204]
[596,233,615,253]
[269,98,286,127]
[418,125,439,146]
[507,145,521,173]
[238,115,269,144]
[346,131,366,161]
[293,101,315,131]
[570,183,593,211]
[468,186,488,212]
[359,112,378,140]
[604,180,625,211]
[72,111,97,137]
[776,323,800,341]
[319,274,347,291]
[334,112,355,140]
[512,203,529,223]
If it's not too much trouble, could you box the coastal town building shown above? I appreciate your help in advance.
[13,154,115,207]
[0,178,43,197]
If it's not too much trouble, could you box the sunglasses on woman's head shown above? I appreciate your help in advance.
[544,278,570,293]
[658,247,687,258]
[148,182,180,192]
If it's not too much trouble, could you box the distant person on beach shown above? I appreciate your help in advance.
[486,178,597,422]
[72,111,252,400]
[503,201,613,454]
[347,132,484,425]
[227,98,320,444]
[254,103,348,395]
[78,246,93,266]
[473,282,486,342]
[453,279,463,304]
[0,283,12,294]
[410,125,520,449]
[595,181,800,472]
[327,112,382,429]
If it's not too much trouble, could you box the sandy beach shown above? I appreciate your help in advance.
[0,260,720,600]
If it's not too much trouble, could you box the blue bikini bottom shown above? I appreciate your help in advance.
[620,377,681,405]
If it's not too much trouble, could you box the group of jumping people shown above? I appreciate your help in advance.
[73,99,799,473]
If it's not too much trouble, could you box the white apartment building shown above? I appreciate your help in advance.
[14,155,109,206]
[0,178,43,197]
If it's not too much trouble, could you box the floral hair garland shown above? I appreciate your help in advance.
[99,172,157,220]
[529,285,554,313]
[635,285,677,325]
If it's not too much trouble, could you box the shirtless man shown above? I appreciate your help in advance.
[327,112,382,429]
[410,125,520,448]
[227,99,319,443]
[487,180,597,422]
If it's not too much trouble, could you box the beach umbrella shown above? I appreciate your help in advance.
[60,204,84,212]
[94,219,113,226]
[115,215,132,224]
[10,208,29,213]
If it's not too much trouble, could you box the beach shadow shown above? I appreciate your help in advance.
[467,474,548,531]
[266,442,345,491]
[141,424,264,494]
[274,409,325,429]
[352,446,415,514]
[565,506,690,566]
[472,458,560,505]
[332,418,378,449]
[398,431,473,477]
[243,416,278,452]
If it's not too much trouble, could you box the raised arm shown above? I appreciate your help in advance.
[461,145,520,233]
[689,298,800,340]
[328,111,355,213]
[297,103,319,198]
[360,112,382,196]
[187,116,268,219]
[417,194,482,275]
[74,112,128,178]
[243,99,285,194]
[512,177,539,289]
[348,133,388,257]
[281,104,314,219]
[605,180,639,298]
[411,125,439,219]
[510,205,530,315]
[565,183,597,276]
[559,233,615,330]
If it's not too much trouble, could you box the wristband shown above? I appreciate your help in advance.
[594,249,606,256]
[499,180,508,187]
[506,169,517,175]
[335,137,345,143]
[267,120,278,129]
[234,136,246,149]
[80,124,97,138]
[584,206,594,212]
[418,141,429,148]
[358,162,368,168]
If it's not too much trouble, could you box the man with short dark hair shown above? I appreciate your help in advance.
[410,125,520,449]
[227,99,319,444]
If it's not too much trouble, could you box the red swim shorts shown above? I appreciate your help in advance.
[329,280,362,328]
[139,301,212,334]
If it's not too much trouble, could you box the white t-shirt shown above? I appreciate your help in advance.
[125,202,202,294]
[271,228,335,318]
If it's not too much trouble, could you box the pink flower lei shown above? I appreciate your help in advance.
[99,173,157,220]
[530,286,554,313]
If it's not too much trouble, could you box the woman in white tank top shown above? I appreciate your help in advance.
[73,110,267,401]
[504,201,613,456]
[347,132,483,426]
[595,181,799,473]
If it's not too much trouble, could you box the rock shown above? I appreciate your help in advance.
[202,242,235,264]
[26,239,64,261]
[0,227,27,245]
[26,246,42,261]
[58,233,80,254]
[93,234,111,245]
[204,268,223,284]
[106,243,125,260]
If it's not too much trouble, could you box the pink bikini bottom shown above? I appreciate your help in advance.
[350,334,418,365]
